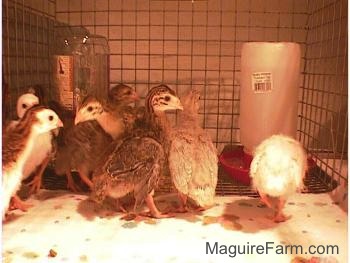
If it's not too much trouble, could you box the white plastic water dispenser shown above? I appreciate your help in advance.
[239,42,301,153]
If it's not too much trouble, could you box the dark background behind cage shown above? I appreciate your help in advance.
[2,0,348,195]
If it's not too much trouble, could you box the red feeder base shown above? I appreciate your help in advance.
[219,146,253,185]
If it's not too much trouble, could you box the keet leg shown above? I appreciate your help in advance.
[66,171,81,192]
[145,192,171,219]
[175,192,189,213]
[77,167,93,190]
[259,191,273,208]
[27,155,50,194]
[116,199,127,213]
[273,198,290,223]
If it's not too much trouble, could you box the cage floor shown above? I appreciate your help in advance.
[2,190,347,263]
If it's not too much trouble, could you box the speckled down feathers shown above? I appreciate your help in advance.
[3,122,31,171]
[169,90,218,207]
[92,136,165,210]
[91,85,179,209]
[250,134,307,198]
[170,129,218,207]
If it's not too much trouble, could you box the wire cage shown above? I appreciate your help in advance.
[2,0,56,119]
[2,0,348,197]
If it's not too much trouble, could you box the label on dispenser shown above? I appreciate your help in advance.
[252,72,273,93]
[52,55,74,110]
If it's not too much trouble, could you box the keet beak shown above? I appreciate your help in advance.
[131,92,140,101]
[74,114,81,125]
[57,119,64,128]
[170,95,184,110]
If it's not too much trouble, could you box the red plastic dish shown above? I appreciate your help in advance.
[219,146,317,186]
[219,147,253,185]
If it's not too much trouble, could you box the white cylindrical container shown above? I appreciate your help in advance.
[239,42,301,153]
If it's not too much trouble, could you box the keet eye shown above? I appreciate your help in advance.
[48,115,54,121]
[164,96,171,102]
[22,104,27,109]
[87,106,93,112]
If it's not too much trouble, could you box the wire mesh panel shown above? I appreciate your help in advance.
[300,0,348,190]
[3,0,348,196]
[54,0,313,195]
[55,0,310,153]
[2,0,56,120]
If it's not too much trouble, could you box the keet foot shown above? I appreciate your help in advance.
[145,193,173,219]
[9,195,33,212]
[173,204,189,213]
[273,212,292,223]
[150,211,174,219]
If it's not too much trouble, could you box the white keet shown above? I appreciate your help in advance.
[17,93,39,118]
[249,134,307,222]
[2,107,63,218]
